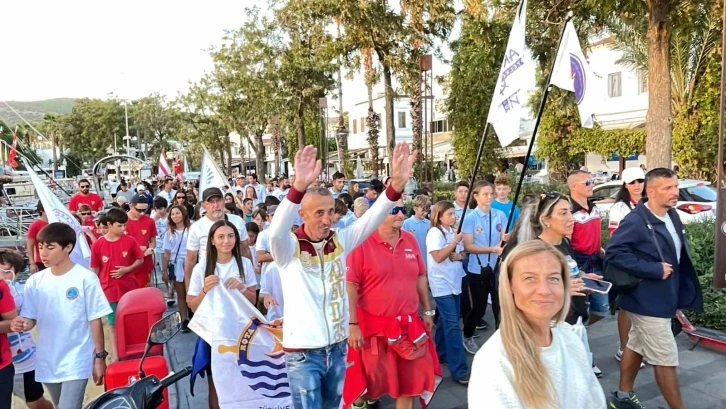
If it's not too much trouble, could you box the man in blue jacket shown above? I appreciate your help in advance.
[606,168,702,409]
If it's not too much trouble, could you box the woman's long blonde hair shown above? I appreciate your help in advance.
[498,240,571,409]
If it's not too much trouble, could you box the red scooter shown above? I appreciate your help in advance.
[84,312,191,409]
[674,309,726,353]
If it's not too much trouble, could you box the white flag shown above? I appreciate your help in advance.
[158,152,171,177]
[550,21,598,128]
[487,0,533,147]
[198,148,227,194]
[25,161,91,268]
[188,285,292,408]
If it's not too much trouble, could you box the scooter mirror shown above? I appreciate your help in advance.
[149,312,182,345]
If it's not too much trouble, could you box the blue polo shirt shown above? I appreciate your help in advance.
[402,216,430,264]
[454,202,465,230]
[461,207,507,273]
[492,199,520,231]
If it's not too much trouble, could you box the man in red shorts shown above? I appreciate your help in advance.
[124,194,156,287]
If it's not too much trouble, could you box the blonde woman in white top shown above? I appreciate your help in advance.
[469,240,605,409]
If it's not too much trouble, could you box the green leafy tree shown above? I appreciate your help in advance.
[132,93,179,161]
[60,98,124,163]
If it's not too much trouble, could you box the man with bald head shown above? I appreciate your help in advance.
[269,143,416,409]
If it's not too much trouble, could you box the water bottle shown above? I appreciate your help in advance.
[566,255,580,278]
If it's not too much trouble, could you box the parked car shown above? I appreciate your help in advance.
[343,179,371,194]
[592,179,717,224]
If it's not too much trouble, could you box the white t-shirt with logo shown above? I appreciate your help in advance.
[259,262,284,321]
[8,281,37,374]
[426,226,465,297]
[22,265,112,383]
[186,214,249,262]
[188,258,258,297]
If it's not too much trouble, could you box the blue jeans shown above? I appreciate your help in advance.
[434,294,469,380]
[284,340,348,409]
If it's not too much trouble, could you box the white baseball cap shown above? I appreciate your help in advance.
[136,184,146,192]
[621,167,646,184]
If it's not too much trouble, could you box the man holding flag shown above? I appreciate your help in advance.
[269,143,416,409]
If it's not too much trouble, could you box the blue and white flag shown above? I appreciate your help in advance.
[198,147,228,194]
[25,161,90,268]
[188,284,291,409]
[550,21,598,128]
[487,0,533,147]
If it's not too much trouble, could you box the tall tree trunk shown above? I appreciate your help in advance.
[296,100,306,149]
[51,129,59,173]
[366,82,380,179]
[645,0,673,169]
[218,148,226,175]
[272,128,281,178]
[410,75,423,180]
[383,63,396,171]
[254,133,266,182]
[224,132,233,176]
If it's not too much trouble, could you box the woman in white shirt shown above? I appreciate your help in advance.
[425,201,470,384]
[469,240,606,409]
[607,167,645,363]
[245,185,261,208]
[162,205,191,332]
[186,219,257,409]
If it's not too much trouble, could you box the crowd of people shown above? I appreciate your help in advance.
[0,143,701,409]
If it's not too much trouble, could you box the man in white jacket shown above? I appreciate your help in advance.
[269,143,416,409]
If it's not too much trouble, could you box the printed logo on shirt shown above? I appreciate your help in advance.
[122,251,128,258]
[404,249,417,260]
[141,230,148,236]
[476,226,483,234]
[66,287,79,300]
[300,251,313,267]
[408,228,416,234]
[496,223,503,232]
[91,201,96,206]
[102,256,109,263]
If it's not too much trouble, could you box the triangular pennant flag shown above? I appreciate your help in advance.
[198,147,228,194]
[550,21,599,128]
[25,160,91,268]
[486,0,534,147]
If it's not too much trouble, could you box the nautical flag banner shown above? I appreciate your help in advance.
[158,151,171,177]
[550,21,598,128]
[486,0,533,147]
[24,161,91,268]
[188,285,291,409]
[198,147,227,194]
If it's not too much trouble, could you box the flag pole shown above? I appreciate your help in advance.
[504,12,573,233]
[713,0,726,289]
[456,124,489,234]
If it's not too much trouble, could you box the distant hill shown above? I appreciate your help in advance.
[0,98,74,125]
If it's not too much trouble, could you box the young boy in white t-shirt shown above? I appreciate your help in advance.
[11,223,112,409]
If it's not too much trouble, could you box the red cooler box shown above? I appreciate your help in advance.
[116,287,166,361]
[105,356,170,409]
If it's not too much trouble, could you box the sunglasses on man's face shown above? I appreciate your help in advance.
[627,179,645,185]
[390,206,407,215]
[80,185,90,189]
[579,179,595,187]
[134,206,148,212]
[80,212,91,216]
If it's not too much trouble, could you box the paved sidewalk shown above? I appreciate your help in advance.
[165,307,726,409]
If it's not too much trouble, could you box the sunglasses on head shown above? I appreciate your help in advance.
[390,206,407,215]
[538,191,563,212]
[627,179,645,185]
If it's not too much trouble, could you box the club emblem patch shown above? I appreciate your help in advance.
[66,287,79,300]
[102,256,109,263]
[141,230,147,235]
[122,252,128,258]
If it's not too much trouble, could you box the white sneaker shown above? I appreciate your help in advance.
[463,337,480,355]
[592,365,603,378]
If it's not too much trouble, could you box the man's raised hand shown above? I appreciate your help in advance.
[292,145,322,192]
[390,142,418,193]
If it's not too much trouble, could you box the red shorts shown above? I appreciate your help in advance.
[135,271,150,288]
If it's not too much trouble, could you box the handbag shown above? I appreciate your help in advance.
[604,211,666,294]
[167,228,186,281]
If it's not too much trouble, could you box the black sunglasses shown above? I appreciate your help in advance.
[627,179,645,185]
[80,212,91,216]
[176,196,186,199]
[80,185,90,189]
[538,192,563,212]
[390,206,407,215]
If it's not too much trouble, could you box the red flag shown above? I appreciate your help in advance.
[8,128,18,168]
[174,153,183,176]
[158,149,171,177]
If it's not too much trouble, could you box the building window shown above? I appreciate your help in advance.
[360,117,365,133]
[431,119,449,133]
[608,72,622,98]
[353,119,357,134]
[398,112,407,128]
[638,73,648,94]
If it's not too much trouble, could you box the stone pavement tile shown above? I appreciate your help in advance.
[641,386,723,409]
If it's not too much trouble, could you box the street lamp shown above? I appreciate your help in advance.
[319,97,329,181]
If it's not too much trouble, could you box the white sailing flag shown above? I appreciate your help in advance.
[24,161,91,268]
[188,284,291,408]
[550,21,598,128]
[198,147,227,194]
[487,0,533,147]
[157,152,171,177]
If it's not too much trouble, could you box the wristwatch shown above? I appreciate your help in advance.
[424,310,436,317]
[94,350,109,360]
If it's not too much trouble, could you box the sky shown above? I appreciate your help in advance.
[0,0,463,118]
